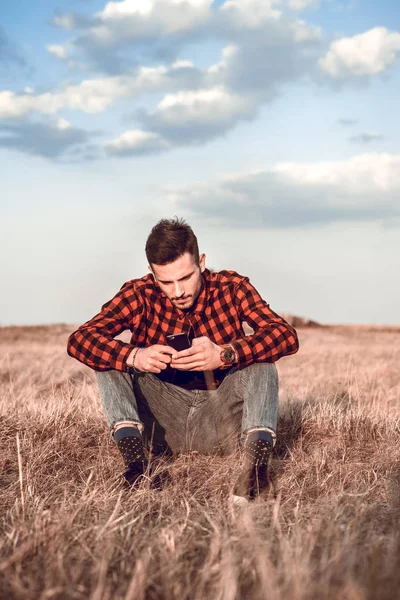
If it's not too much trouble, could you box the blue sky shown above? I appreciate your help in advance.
[1,0,399,326]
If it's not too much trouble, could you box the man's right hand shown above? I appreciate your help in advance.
[133,345,175,374]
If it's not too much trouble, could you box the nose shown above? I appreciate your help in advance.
[174,283,184,298]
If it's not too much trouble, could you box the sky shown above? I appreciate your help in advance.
[1,0,399,326]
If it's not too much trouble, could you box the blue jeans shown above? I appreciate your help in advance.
[96,363,279,456]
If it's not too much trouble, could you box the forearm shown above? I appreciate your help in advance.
[230,323,299,368]
[232,278,300,368]
[67,280,143,372]
[67,326,135,372]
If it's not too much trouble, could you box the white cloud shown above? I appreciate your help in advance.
[90,0,212,44]
[0,66,178,118]
[172,59,194,69]
[104,85,259,155]
[55,117,71,130]
[169,153,400,227]
[133,86,259,147]
[319,27,400,77]
[273,153,400,193]
[4,2,396,159]
[289,0,319,10]
[100,0,211,20]
[105,129,168,155]
[154,86,255,124]
[54,0,321,75]
[47,44,69,60]
[290,18,321,42]
[220,0,282,28]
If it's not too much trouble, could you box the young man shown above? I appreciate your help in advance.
[67,218,299,503]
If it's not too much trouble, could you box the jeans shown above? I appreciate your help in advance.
[96,363,279,456]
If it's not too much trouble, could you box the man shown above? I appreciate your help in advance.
[67,218,299,503]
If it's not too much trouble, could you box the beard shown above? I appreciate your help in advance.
[172,295,193,308]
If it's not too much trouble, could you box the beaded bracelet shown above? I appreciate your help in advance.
[130,348,142,374]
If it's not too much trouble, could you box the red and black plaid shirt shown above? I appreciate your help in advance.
[67,268,299,389]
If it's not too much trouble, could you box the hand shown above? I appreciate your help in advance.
[134,345,174,374]
[170,337,223,371]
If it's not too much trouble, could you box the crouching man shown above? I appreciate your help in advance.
[67,218,299,503]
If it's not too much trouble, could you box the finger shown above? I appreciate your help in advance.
[171,360,203,370]
[152,352,172,364]
[171,353,203,365]
[192,337,207,346]
[154,360,168,371]
[149,360,167,372]
[172,346,198,359]
[158,346,175,356]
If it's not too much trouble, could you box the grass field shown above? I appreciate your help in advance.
[1,324,399,599]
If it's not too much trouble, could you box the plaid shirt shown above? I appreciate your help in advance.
[67,268,299,390]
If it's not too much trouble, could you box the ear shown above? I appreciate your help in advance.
[199,253,206,272]
[148,265,155,279]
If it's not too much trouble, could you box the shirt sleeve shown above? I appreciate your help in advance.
[66,280,143,372]
[230,278,299,368]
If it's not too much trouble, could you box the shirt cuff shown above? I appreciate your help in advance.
[111,344,136,372]
[230,339,253,368]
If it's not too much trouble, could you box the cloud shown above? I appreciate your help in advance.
[348,132,384,144]
[138,86,258,142]
[288,0,320,10]
[0,64,201,118]
[338,118,358,126]
[52,11,95,31]
[47,44,69,60]
[219,0,282,28]
[0,14,320,149]
[319,27,400,78]
[0,119,96,160]
[50,0,321,75]
[100,14,322,157]
[98,0,212,31]
[168,153,400,227]
[4,3,398,159]
[105,129,169,155]
[105,85,258,155]
[55,0,213,72]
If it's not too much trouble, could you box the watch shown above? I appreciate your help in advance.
[220,345,237,367]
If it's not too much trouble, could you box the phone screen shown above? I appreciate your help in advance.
[166,333,192,351]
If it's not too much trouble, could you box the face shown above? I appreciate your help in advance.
[150,252,206,310]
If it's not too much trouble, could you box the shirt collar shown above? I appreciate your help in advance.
[190,269,209,314]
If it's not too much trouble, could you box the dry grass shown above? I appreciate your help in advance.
[1,324,399,600]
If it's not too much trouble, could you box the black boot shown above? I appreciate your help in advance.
[114,426,148,488]
[233,429,273,501]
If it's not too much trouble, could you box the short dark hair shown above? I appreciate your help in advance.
[145,217,200,266]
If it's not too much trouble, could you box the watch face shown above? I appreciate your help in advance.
[223,347,235,363]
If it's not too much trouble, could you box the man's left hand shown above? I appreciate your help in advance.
[170,337,223,371]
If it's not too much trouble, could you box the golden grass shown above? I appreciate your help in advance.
[1,325,399,599]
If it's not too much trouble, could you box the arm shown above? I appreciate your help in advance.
[67,281,142,372]
[230,278,299,368]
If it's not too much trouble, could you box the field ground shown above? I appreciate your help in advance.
[1,324,399,599]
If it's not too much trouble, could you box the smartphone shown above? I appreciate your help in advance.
[166,332,192,352]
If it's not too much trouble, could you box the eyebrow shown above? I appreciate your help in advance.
[157,270,195,285]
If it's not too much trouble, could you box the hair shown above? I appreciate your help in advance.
[145,217,200,266]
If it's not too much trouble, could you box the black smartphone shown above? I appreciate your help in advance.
[166,332,192,352]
